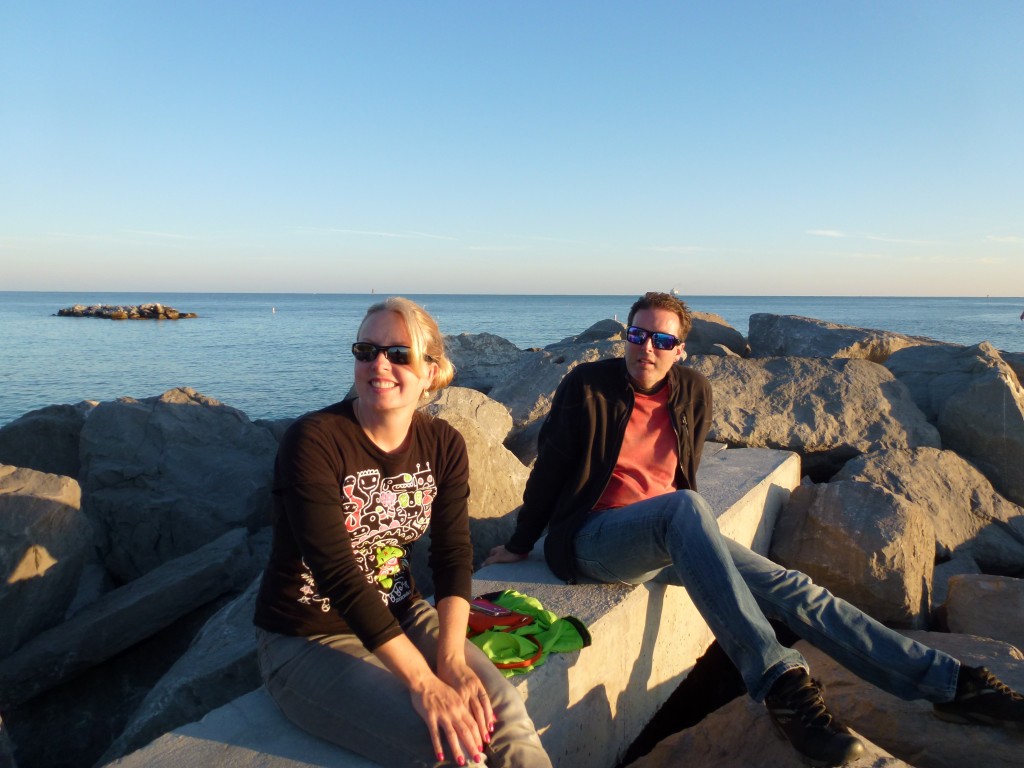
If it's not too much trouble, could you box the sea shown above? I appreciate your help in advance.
[2,291,1023,427]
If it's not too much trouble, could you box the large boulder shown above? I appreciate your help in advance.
[415,388,530,593]
[98,576,264,764]
[886,342,1024,506]
[0,400,96,478]
[797,632,1024,768]
[0,527,255,709]
[0,465,92,658]
[550,318,625,346]
[446,332,529,394]
[489,340,626,430]
[834,448,1024,574]
[748,314,938,362]
[771,480,935,628]
[79,388,278,582]
[688,356,941,479]
[686,312,749,357]
[944,574,1024,653]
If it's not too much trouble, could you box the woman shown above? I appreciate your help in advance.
[254,297,549,767]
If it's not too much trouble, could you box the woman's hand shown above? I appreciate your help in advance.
[437,656,495,747]
[408,673,487,766]
[483,544,528,566]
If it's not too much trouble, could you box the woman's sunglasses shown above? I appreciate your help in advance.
[351,342,415,365]
[626,325,681,351]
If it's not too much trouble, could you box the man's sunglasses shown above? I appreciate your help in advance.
[626,325,681,351]
[351,342,419,365]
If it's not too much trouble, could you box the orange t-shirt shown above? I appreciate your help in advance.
[592,386,678,511]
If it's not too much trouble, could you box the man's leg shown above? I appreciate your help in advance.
[572,490,803,701]
[573,491,864,766]
[724,539,961,702]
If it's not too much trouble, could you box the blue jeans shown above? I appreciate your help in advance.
[573,490,959,703]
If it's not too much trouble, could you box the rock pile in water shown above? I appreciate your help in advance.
[56,303,198,320]
[0,311,1022,768]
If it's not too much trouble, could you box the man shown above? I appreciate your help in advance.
[486,291,1024,767]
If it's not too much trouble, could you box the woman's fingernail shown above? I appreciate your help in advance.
[475,754,484,764]
[437,753,444,761]
[457,757,466,767]
[483,733,490,744]
[489,721,496,733]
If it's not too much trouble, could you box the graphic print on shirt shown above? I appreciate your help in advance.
[332,462,436,605]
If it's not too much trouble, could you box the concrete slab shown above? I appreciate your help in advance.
[106,448,800,768]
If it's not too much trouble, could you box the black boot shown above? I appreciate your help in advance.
[764,668,865,767]
[934,665,1024,730]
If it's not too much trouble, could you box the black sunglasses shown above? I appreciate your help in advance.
[626,325,681,351]
[351,342,416,365]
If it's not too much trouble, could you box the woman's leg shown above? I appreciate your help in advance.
[256,600,549,768]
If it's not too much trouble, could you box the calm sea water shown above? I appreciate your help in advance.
[2,292,1022,427]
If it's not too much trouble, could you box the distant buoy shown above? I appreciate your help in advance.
[272,307,276,313]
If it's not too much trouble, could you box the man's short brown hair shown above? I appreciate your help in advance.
[627,292,692,339]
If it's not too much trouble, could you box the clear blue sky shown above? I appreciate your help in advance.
[2,1,1022,296]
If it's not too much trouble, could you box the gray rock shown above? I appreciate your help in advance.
[0,465,92,658]
[686,311,749,357]
[937,347,1024,507]
[79,387,278,581]
[771,480,935,628]
[688,356,941,479]
[0,401,96,478]
[749,313,938,362]
[944,574,1024,653]
[932,556,982,610]
[550,318,625,346]
[0,527,252,709]
[446,332,528,394]
[798,632,1024,768]
[834,448,1024,574]
[254,417,295,443]
[414,388,530,593]
[98,576,264,764]
[490,340,626,430]
[889,342,1024,505]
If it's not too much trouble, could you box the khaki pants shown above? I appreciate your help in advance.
[256,600,551,768]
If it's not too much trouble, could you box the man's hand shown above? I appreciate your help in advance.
[483,545,528,566]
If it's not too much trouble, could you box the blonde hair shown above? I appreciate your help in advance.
[359,297,455,393]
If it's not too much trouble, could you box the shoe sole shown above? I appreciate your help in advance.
[934,708,1024,731]
[766,715,865,767]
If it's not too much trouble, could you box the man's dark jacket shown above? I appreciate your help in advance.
[505,357,713,582]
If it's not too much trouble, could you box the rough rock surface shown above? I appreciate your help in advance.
[98,576,265,764]
[56,303,197,320]
[629,689,905,768]
[748,313,938,362]
[834,448,1024,574]
[0,401,96,479]
[685,312,749,357]
[488,340,626,430]
[886,342,1024,506]
[0,528,254,709]
[944,574,1024,653]
[79,388,278,581]
[415,388,529,592]
[797,632,1024,768]
[0,465,91,658]
[446,332,528,394]
[688,356,941,479]
[771,480,935,627]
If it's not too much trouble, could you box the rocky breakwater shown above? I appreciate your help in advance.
[0,310,1021,768]
[56,303,197,320]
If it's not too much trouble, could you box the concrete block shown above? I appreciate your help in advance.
[107,448,800,768]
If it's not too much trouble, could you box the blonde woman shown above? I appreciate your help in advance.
[254,297,549,767]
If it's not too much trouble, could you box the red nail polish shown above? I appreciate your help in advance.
[475,755,484,764]
[457,757,466,767]
[437,753,444,761]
